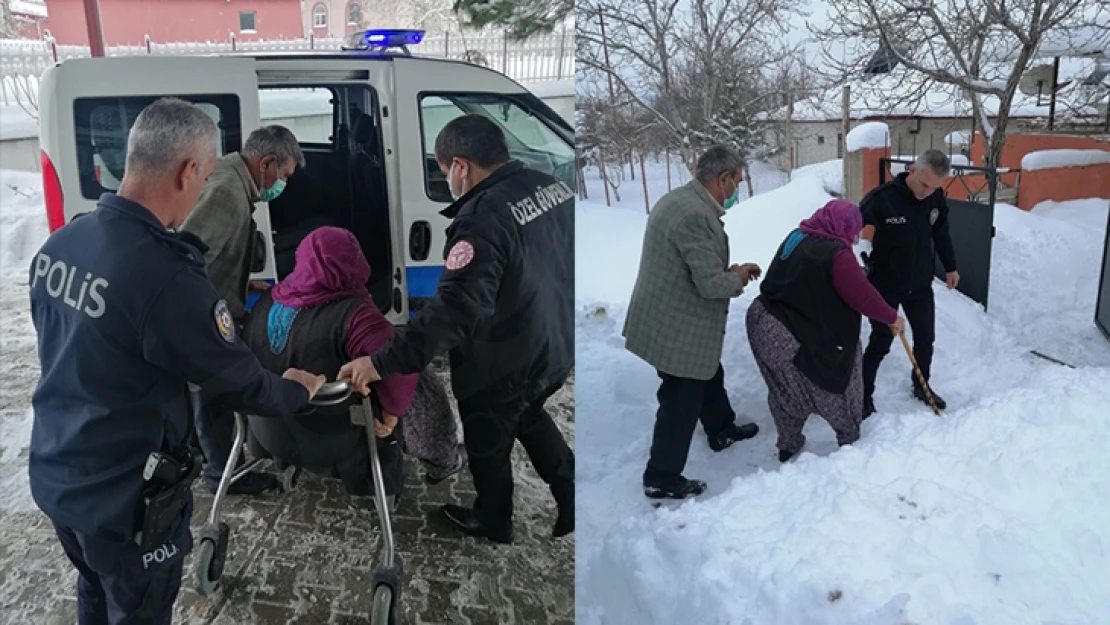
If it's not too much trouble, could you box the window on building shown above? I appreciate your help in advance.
[313,4,328,28]
[419,93,574,203]
[347,2,362,25]
[259,87,337,145]
[73,95,241,200]
[817,135,825,145]
[837,133,843,158]
[239,11,256,32]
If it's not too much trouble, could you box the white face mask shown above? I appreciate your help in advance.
[448,161,466,201]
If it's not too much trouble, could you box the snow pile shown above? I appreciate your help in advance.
[1021,148,1110,171]
[575,160,1110,624]
[0,104,39,141]
[845,122,890,152]
[583,368,1110,625]
[945,130,972,146]
[0,169,49,278]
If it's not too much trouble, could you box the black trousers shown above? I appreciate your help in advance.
[54,524,183,625]
[457,382,574,533]
[191,392,243,486]
[862,286,936,400]
[643,364,735,486]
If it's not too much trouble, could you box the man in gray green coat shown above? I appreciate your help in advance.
[182,125,304,495]
[623,144,762,500]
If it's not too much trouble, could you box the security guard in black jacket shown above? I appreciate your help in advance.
[28,98,324,625]
[340,114,575,544]
[860,149,960,417]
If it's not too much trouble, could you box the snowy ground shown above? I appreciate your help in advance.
[576,158,1110,624]
[0,171,573,624]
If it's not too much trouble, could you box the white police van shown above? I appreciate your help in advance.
[38,29,575,323]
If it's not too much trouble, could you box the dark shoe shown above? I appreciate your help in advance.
[912,383,947,410]
[424,444,468,485]
[440,504,513,544]
[553,507,574,538]
[862,396,876,421]
[708,422,759,452]
[778,449,800,463]
[643,476,707,500]
[206,471,280,495]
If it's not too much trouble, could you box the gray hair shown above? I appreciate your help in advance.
[916,149,951,176]
[695,144,744,183]
[125,98,219,177]
[242,125,305,168]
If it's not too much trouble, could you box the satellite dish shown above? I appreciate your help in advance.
[1019,64,1056,96]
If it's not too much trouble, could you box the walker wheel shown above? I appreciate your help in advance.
[193,538,221,596]
[370,585,394,625]
[281,466,301,492]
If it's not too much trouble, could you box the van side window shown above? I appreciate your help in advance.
[418,93,575,203]
[260,87,338,146]
[73,95,241,200]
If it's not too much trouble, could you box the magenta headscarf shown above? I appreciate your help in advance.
[799,199,863,247]
[271,227,371,309]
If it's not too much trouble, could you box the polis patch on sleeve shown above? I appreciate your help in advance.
[214,299,236,343]
[445,240,475,271]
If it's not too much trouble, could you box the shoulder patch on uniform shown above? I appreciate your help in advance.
[445,240,475,271]
[214,299,236,343]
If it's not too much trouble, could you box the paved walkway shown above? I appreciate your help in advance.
[0,277,574,625]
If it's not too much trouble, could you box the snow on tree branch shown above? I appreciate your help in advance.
[452,0,571,41]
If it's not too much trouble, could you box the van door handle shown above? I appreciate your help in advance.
[409,221,431,261]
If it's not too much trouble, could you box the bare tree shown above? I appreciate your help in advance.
[576,0,805,171]
[810,0,1109,169]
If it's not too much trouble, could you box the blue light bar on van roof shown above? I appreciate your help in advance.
[342,29,425,52]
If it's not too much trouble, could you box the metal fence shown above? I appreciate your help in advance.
[0,29,572,106]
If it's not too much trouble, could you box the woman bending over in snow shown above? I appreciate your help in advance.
[746,199,905,462]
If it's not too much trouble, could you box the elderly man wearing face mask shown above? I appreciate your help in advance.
[338,114,576,545]
[622,144,763,501]
[181,124,305,495]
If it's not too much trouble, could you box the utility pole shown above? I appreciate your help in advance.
[82,0,106,57]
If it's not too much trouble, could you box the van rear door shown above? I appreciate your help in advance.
[38,56,277,281]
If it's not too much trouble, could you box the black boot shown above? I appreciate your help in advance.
[778,449,799,463]
[912,380,947,410]
[423,444,468,486]
[708,422,759,452]
[552,484,574,538]
[643,476,707,500]
[862,396,876,421]
[440,504,514,544]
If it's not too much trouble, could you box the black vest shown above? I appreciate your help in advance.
[758,231,861,394]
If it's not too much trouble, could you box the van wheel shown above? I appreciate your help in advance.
[194,538,222,596]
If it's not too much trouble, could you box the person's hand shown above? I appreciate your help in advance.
[731,262,761,286]
[337,356,381,395]
[282,368,326,398]
[248,280,272,293]
[374,412,399,438]
[889,315,906,336]
[945,271,960,290]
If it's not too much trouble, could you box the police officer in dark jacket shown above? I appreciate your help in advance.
[28,98,324,625]
[860,149,960,417]
[340,114,574,544]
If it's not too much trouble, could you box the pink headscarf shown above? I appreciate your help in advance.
[271,227,370,309]
[799,199,863,248]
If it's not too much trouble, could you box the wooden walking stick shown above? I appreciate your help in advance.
[898,330,941,417]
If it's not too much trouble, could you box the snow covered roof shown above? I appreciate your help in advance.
[762,60,1104,123]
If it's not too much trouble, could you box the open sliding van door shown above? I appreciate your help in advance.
[38,56,277,283]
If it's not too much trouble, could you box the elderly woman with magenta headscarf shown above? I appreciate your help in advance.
[242,227,466,502]
[746,199,906,463]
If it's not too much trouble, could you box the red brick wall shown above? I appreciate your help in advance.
[43,0,304,46]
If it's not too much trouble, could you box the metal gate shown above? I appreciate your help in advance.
[1097,199,1110,340]
[879,159,998,310]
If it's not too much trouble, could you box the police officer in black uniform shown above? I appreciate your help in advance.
[339,114,575,544]
[28,98,325,625]
[860,149,960,418]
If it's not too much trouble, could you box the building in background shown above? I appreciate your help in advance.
[38,0,303,46]
[302,0,457,40]
[3,0,48,38]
